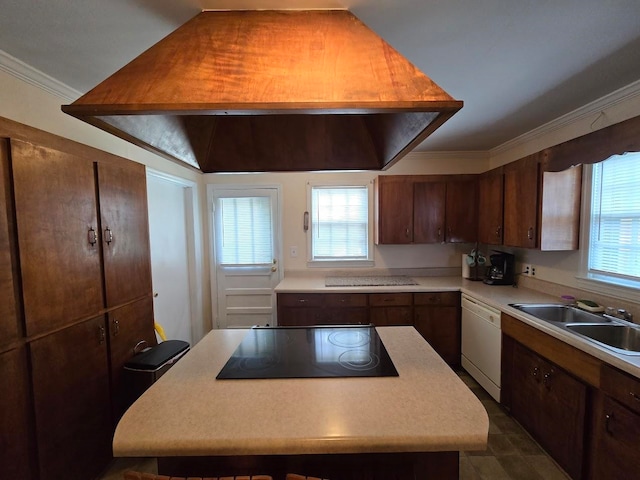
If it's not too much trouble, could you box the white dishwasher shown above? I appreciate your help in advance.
[461,293,502,401]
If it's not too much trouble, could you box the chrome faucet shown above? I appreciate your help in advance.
[616,309,634,323]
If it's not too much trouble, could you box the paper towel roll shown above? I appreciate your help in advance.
[462,253,471,278]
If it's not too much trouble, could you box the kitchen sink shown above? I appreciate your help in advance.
[566,324,640,355]
[509,303,611,324]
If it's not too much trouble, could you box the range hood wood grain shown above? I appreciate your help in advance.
[62,10,462,172]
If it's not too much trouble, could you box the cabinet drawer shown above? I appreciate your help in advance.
[601,364,640,414]
[277,293,324,308]
[369,293,413,307]
[414,291,459,306]
[324,293,368,307]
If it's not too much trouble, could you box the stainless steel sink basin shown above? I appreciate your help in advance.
[509,303,611,324]
[566,324,640,355]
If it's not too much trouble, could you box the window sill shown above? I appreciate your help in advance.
[575,275,640,303]
[307,260,375,269]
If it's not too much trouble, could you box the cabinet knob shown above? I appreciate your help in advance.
[113,318,120,336]
[98,325,106,344]
[527,227,534,240]
[495,226,501,238]
[104,227,114,244]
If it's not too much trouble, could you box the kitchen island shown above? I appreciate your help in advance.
[113,326,488,479]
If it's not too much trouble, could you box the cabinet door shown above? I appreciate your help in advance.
[445,178,478,243]
[414,305,460,366]
[591,394,640,480]
[413,181,446,243]
[503,155,539,248]
[478,169,504,245]
[509,342,586,480]
[97,161,152,306]
[108,296,157,421]
[0,347,35,480]
[12,139,103,336]
[375,176,414,244]
[31,316,112,480]
[0,139,20,344]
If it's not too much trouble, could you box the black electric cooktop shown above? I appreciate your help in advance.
[216,325,399,379]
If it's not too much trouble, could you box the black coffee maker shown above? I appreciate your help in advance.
[483,251,515,285]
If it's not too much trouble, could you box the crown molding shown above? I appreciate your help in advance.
[491,78,640,156]
[405,150,489,161]
[0,49,82,102]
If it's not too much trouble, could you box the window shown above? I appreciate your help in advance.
[218,196,273,265]
[587,152,640,288]
[308,185,372,264]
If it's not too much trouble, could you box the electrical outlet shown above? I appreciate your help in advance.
[290,246,298,258]
[522,264,532,276]
[531,266,536,276]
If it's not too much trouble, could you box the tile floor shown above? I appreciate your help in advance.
[99,369,570,480]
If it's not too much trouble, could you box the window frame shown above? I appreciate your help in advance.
[577,156,640,301]
[305,181,374,268]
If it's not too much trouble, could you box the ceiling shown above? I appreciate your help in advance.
[2,0,640,153]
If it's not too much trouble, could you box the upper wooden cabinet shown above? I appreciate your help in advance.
[375,176,414,244]
[413,180,446,243]
[11,140,153,336]
[0,140,21,346]
[97,162,152,307]
[503,153,581,250]
[477,167,504,245]
[444,177,478,243]
[503,153,540,249]
[11,139,104,336]
[376,175,478,245]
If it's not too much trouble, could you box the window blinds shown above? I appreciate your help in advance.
[219,196,273,265]
[589,153,640,282]
[311,186,369,260]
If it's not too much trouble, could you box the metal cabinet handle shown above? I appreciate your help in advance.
[437,227,442,238]
[543,371,552,389]
[104,227,113,244]
[495,226,502,238]
[630,392,640,401]
[98,325,106,344]
[532,366,539,379]
[88,227,97,246]
[605,412,614,434]
[527,227,534,240]
[113,319,120,336]
[405,227,410,238]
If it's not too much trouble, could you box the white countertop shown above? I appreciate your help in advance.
[113,326,489,457]
[275,275,640,379]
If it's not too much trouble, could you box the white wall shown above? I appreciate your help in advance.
[203,153,490,274]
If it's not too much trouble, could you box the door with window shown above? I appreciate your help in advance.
[211,186,282,328]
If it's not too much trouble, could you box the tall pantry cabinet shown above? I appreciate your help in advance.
[0,117,156,480]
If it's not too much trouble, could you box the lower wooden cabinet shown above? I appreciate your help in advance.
[30,316,112,480]
[414,292,460,366]
[0,346,34,480]
[108,297,157,421]
[277,292,460,366]
[503,337,587,480]
[589,365,640,480]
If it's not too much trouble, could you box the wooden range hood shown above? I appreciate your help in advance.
[62,10,462,173]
